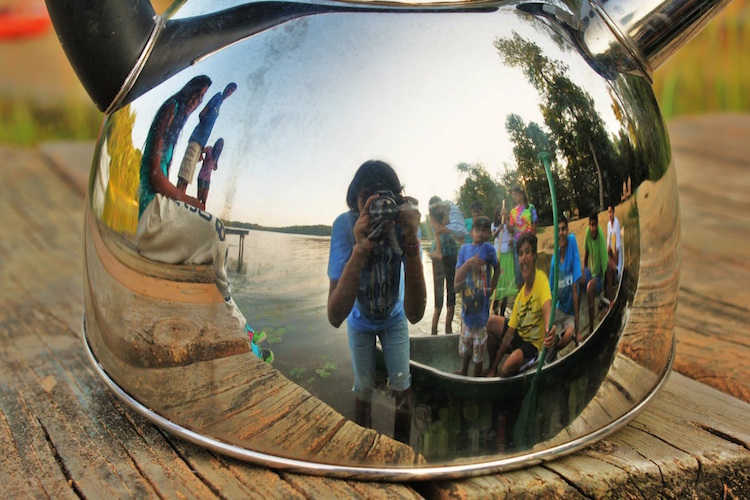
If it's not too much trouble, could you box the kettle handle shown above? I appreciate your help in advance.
[45,0,156,112]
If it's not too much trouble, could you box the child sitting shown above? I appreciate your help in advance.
[486,233,558,377]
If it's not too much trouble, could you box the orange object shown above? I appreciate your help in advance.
[0,6,51,39]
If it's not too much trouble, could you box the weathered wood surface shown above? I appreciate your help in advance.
[668,115,750,404]
[1,114,749,497]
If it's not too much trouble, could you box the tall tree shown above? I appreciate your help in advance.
[455,162,507,218]
[494,33,618,215]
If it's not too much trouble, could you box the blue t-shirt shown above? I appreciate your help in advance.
[327,211,408,331]
[549,234,582,315]
[189,92,223,146]
[456,242,498,328]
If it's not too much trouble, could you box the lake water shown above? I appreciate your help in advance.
[226,229,454,415]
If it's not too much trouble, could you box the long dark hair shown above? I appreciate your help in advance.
[165,75,212,149]
[345,160,403,212]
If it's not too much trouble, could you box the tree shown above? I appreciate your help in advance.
[455,162,508,218]
[494,33,620,216]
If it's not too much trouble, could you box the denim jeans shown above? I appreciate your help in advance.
[347,316,411,402]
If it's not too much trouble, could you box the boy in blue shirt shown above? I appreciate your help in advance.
[454,216,499,376]
[548,216,582,357]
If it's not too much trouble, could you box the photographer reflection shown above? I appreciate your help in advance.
[327,160,426,444]
[136,75,272,364]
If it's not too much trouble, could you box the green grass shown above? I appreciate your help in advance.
[653,1,749,118]
[0,96,102,147]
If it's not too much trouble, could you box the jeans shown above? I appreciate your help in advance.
[347,316,411,402]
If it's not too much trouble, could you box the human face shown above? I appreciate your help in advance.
[589,219,598,238]
[608,206,614,222]
[187,86,208,113]
[558,222,568,249]
[517,241,536,283]
[471,208,483,218]
[472,225,490,244]
[512,191,522,204]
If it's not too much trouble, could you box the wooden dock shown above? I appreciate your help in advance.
[225,226,249,263]
[1,114,749,497]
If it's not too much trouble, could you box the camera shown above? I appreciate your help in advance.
[368,190,402,240]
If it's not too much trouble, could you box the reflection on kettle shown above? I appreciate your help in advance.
[47,0,730,479]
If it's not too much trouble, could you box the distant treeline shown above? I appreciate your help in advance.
[224,220,332,237]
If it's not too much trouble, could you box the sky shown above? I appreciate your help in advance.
[127,5,621,227]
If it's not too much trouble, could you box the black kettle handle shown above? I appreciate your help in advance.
[45,0,156,112]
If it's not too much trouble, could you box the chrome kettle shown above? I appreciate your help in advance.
[46,0,730,480]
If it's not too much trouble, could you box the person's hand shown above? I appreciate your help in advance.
[544,324,558,350]
[398,196,421,241]
[354,193,379,252]
[467,254,487,270]
[183,194,205,211]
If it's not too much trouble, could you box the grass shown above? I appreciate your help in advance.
[653,1,750,118]
[0,95,101,147]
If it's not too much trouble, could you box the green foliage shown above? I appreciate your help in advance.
[264,326,288,344]
[315,362,338,378]
[654,2,750,118]
[493,34,626,217]
[0,96,101,147]
[455,162,509,218]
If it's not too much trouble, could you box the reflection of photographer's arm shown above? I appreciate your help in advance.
[327,205,376,328]
[401,198,427,324]
[327,245,369,328]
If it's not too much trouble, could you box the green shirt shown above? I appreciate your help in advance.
[585,226,608,278]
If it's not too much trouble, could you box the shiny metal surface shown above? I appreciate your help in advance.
[592,0,734,73]
[75,0,724,478]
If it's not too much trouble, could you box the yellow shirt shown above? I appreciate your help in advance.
[508,268,552,351]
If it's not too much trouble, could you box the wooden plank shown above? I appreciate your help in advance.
[668,115,750,404]
[418,372,750,498]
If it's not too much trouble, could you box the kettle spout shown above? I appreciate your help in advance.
[45,0,157,112]
[588,0,733,75]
